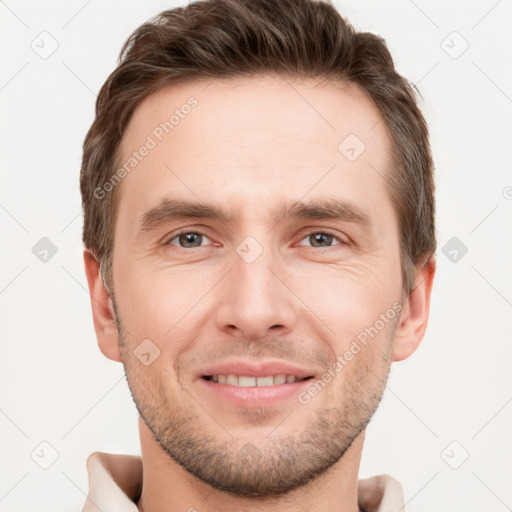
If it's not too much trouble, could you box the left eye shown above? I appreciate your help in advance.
[167,232,212,248]
[298,232,343,249]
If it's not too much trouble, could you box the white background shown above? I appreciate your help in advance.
[1,1,511,510]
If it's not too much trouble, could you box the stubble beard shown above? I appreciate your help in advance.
[113,297,395,498]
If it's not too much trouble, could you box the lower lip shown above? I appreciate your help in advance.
[199,377,313,408]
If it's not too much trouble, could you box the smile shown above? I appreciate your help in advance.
[203,374,313,387]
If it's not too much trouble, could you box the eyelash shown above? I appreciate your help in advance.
[165,228,347,250]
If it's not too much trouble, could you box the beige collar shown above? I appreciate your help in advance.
[82,451,405,512]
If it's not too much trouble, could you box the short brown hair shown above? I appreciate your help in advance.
[80,0,436,295]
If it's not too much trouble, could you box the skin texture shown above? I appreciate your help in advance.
[84,75,436,512]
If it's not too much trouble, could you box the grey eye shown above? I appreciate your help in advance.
[169,232,211,248]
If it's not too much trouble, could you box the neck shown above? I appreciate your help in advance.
[136,417,365,512]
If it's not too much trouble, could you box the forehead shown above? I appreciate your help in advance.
[117,75,395,226]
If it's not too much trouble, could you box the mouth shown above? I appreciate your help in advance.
[196,361,317,408]
[202,374,314,387]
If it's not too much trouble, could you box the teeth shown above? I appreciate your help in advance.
[274,375,287,385]
[256,376,274,386]
[238,376,256,387]
[209,374,302,387]
[226,374,238,386]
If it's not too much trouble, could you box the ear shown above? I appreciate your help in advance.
[392,255,436,362]
[83,249,122,362]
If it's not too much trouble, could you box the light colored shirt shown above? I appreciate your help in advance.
[82,451,405,512]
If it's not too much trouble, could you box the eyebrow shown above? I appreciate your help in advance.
[278,198,373,230]
[140,199,234,231]
[139,197,373,233]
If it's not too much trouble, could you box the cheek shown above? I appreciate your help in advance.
[290,260,401,339]
[116,264,212,354]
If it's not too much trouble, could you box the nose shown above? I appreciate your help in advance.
[215,246,298,340]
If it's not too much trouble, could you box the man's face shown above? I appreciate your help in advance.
[111,76,404,496]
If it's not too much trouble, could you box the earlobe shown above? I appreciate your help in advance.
[83,249,122,362]
[392,255,436,362]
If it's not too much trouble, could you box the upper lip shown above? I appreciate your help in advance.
[198,359,316,380]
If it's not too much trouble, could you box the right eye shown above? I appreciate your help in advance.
[166,230,213,249]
